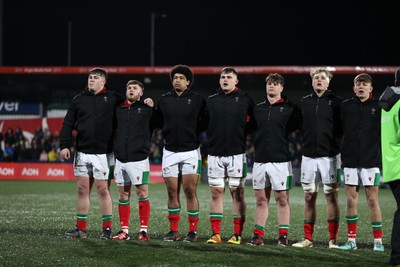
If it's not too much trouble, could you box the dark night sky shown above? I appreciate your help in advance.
[3,0,399,67]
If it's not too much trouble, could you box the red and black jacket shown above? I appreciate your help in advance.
[154,89,208,152]
[206,88,255,156]
[115,100,155,162]
[60,88,124,154]
[253,96,302,163]
[341,96,381,168]
[301,90,343,158]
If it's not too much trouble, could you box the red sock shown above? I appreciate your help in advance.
[373,229,383,239]
[254,228,265,238]
[278,228,289,237]
[139,199,150,231]
[76,220,87,232]
[210,218,222,234]
[304,221,315,241]
[347,222,357,239]
[103,220,112,230]
[188,217,199,232]
[233,217,245,235]
[168,214,180,232]
[119,203,131,231]
[240,217,246,234]
[328,220,339,240]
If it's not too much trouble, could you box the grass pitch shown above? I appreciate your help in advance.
[0,180,394,266]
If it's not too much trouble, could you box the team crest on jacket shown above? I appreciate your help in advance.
[235,97,239,103]
[371,108,376,115]
[187,99,192,105]
[137,108,141,113]
[104,96,108,102]
[280,107,284,112]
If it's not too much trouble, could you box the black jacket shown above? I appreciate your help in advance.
[301,90,343,158]
[341,96,381,168]
[207,88,255,156]
[115,100,155,162]
[60,88,124,154]
[253,96,302,163]
[154,89,208,152]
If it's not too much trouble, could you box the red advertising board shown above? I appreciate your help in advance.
[0,163,164,183]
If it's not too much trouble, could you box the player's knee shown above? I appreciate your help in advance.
[302,182,318,193]
[323,184,338,194]
[208,177,225,188]
[228,178,244,188]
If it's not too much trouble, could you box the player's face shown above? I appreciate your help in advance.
[312,73,330,92]
[219,72,238,93]
[126,84,143,102]
[172,74,189,92]
[87,73,106,93]
[353,81,372,101]
[266,80,283,98]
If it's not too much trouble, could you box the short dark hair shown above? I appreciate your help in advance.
[265,73,284,85]
[89,67,108,80]
[221,67,238,76]
[354,73,372,84]
[126,80,144,90]
[170,64,194,87]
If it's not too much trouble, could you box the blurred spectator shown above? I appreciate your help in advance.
[39,149,48,161]
[29,141,42,161]
[150,128,164,161]
[3,142,14,162]
[41,136,52,153]
[43,127,52,141]
[149,142,161,163]
[14,127,24,142]
[51,131,60,149]
[33,126,43,141]
[48,146,60,162]
[245,134,255,168]
[288,131,303,167]
[13,127,26,161]
[4,127,15,147]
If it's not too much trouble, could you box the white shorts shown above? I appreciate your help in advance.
[74,152,113,180]
[252,161,293,191]
[300,155,341,185]
[162,148,201,178]
[114,158,150,186]
[343,167,380,186]
[207,153,247,188]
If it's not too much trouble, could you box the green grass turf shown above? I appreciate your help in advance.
[0,181,394,266]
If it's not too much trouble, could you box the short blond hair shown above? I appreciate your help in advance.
[310,67,333,80]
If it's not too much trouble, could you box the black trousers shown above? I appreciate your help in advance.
[389,180,400,266]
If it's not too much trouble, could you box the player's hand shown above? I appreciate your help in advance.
[60,148,70,160]
[144,98,154,107]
